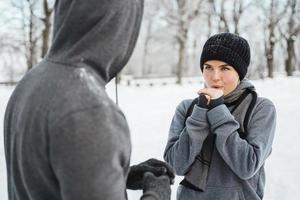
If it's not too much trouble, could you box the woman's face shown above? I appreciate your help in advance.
[202,60,240,96]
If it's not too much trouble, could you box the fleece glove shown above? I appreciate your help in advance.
[141,172,171,200]
[126,158,175,190]
[197,93,224,110]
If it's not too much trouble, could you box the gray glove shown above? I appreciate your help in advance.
[127,158,175,190]
[141,172,171,200]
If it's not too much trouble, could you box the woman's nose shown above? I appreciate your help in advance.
[211,70,221,80]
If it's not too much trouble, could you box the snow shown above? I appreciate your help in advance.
[1,77,300,199]
[0,86,13,199]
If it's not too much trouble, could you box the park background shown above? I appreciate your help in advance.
[1,0,300,199]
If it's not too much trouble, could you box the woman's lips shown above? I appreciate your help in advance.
[212,86,224,89]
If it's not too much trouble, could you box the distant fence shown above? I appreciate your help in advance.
[119,76,204,87]
[0,81,17,85]
[0,77,203,87]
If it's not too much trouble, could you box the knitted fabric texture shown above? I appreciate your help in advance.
[200,33,250,80]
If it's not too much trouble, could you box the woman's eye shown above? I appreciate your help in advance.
[221,67,230,71]
[204,65,212,70]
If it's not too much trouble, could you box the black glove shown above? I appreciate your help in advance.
[141,172,171,200]
[197,94,224,110]
[126,158,175,190]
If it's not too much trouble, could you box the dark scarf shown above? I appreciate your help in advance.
[181,80,255,191]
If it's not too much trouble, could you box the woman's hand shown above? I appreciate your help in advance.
[198,88,224,102]
[197,88,224,109]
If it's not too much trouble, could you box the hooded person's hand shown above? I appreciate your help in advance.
[141,172,171,200]
[126,158,175,190]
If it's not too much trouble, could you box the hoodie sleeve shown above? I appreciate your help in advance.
[163,100,211,175]
[49,104,130,200]
[207,99,276,180]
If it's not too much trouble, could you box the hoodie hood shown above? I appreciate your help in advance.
[46,0,143,83]
[224,79,255,104]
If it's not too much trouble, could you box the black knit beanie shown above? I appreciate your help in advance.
[200,33,250,80]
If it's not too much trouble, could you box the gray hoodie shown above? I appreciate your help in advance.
[4,0,147,199]
[164,80,276,200]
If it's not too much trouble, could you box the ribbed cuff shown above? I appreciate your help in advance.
[189,105,208,122]
[140,191,160,200]
[207,104,234,130]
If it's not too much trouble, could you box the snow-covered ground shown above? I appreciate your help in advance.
[1,77,300,199]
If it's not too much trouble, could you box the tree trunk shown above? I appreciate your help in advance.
[27,7,36,70]
[266,52,274,78]
[218,0,230,32]
[176,23,188,84]
[207,12,212,37]
[266,25,275,78]
[207,0,215,37]
[266,37,275,78]
[285,0,297,76]
[176,38,185,84]
[233,0,241,34]
[162,0,202,82]
[142,20,153,76]
[233,0,238,34]
[285,38,295,76]
[24,0,39,71]
[265,0,277,79]
[41,0,52,58]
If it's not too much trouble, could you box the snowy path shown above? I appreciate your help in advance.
[1,77,300,199]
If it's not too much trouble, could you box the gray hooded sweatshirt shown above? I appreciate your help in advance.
[164,80,276,200]
[4,0,150,199]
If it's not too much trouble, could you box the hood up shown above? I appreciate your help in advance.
[46,0,144,83]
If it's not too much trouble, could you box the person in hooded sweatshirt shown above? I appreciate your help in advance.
[164,33,276,200]
[4,0,175,199]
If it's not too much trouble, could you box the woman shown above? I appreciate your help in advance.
[164,33,276,200]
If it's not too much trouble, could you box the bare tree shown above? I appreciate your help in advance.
[142,20,153,76]
[212,0,251,34]
[26,0,39,70]
[141,0,160,76]
[206,0,215,37]
[11,0,40,71]
[40,0,54,58]
[10,0,54,71]
[260,0,288,78]
[279,0,300,76]
[218,0,230,32]
[162,0,204,84]
[232,0,251,34]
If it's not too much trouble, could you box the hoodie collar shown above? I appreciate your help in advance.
[224,79,255,104]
